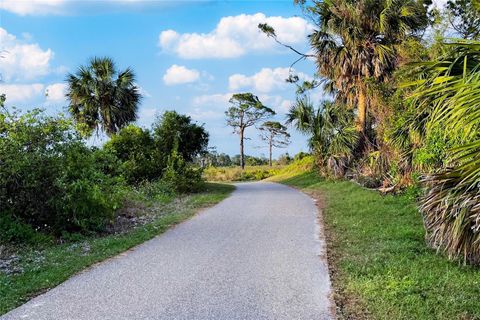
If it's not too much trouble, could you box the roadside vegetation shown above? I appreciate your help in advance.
[0,57,233,314]
[258,0,480,266]
[0,183,233,314]
[272,158,480,319]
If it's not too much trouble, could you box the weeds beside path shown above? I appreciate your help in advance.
[0,183,234,315]
[273,171,480,320]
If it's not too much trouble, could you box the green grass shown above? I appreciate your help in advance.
[276,171,480,320]
[0,182,234,315]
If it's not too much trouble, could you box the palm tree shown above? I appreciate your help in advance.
[66,57,141,137]
[287,97,358,177]
[309,0,429,136]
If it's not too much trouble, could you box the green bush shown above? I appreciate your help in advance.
[163,148,203,193]
[0,214,51,245]
[0,109,125,235]
[104,125,161,184]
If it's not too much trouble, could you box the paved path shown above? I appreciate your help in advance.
[2,182,333,320]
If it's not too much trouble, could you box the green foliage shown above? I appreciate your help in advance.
[225,93,275,168]
[293,151,310,161]
[405,41,480,264]
[287,98,358,177]
[276,153,292,165]
[0,214,52,245]
[163,146,203,193]
[153,110,209,162]
[446,0,480,39]
[104,125,160,183]
[1,182,234,315]
[66,57,141,137]
[0,109,125,235]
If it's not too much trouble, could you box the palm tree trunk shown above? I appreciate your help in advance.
[357,88,367,134]
[240,128,245,170]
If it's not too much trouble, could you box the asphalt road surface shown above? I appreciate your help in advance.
[2,182,333,320]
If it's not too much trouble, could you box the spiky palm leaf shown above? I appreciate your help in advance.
[309,0,429,133]
[287,98,358,176]
[410,41,480,264]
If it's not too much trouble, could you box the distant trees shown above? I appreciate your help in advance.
[66,57,141,137]
[225,93,275,169]
[259,121,290,166]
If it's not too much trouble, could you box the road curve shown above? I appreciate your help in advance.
[2,182,333,320]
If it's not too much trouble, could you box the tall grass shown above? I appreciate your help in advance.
[203,165,283,182]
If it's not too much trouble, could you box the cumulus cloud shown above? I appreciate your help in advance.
[158,13,313,59]
[163,64,200,85]
[0,0,66,15]
[192,93,233,107]
[0,0,154,15]
[0,28,53,81]
[45,83,67,103]
[229,67,311,93]
[0,83,44,103]
[187,93,235,121]
[187,108,223,121]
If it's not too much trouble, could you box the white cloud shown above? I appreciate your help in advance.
[45,83,67,103]
[136,107,160,127]
[188,93,234,122]
[0,0,151,15]
[0,0,66,15]
[187,108,223,121]
[0,83,44,103]
[192,93,233,107]
[279,99,293,113]
[158,13,313,59]
[163,64,200,85]
[0,28,53,81]
[229,67,311,93]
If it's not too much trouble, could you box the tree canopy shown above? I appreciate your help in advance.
[153,110,209,162]
[225,93,275,169]
[66,57,141,137]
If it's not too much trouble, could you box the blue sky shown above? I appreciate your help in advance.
[0,0,324,158]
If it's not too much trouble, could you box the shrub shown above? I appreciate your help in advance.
[162,148,203,193]
[104,125,161,184]
[153,111,209,162]
[0,109,125,235]
[0,214,51,245]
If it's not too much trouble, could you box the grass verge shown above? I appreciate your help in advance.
[273,171,480,320]
[0,182,234,315]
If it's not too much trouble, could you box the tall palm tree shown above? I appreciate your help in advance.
[66,57,141,137]
[309,0,429,136]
